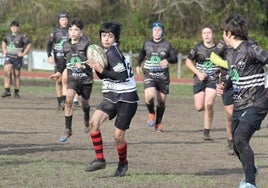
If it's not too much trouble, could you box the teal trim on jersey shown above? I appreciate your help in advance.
[70,57,82,66]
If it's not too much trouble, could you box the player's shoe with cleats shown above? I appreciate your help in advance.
[14,93,20,98]
[239,166,258,188]
[147,113,155,127]
[155,123,163,132]
[1,91,11,97]
[114,161,128,177]
[85,159,106,172]
[203,129,212,140]
[239,180,257,188]
[59,129,72,142]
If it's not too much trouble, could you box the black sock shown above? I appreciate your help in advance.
[155,106,165,124]
[83,106,90,122]
[61,95,66,103]
[14,89,19,93]
[146,103,155,114]
[5,88,10,92]
[65,115,73,130]
[57,97,61,106]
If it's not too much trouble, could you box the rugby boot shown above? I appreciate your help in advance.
[155,123,163,132]
[85,159,106,172]
[59,129,72,142]
[114,161,128,177]
[147,113,155,127]
[1,91,11,97]
[14,93,20,98]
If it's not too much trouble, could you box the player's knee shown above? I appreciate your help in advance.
[114,136,124,146]
[195,105,204,112]
[205,104,213,111]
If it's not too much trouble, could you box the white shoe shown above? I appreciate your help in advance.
[239,179,257,188]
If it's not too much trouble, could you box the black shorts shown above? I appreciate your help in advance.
[54,58,66,73]
[4,57,23,70]
[97,99,138,130]
[221,87,234,106]
[67,81,92,100]
[193,82,217,94]
[232,107,267,131]
[144,78,169,94]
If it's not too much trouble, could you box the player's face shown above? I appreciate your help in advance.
[59,17,68,28]
[101,32,115,48]
[222,31,231,46]
[10,25,19,34]
[202,28,214,43]
[152,26,163,40]
[68,25,82,42]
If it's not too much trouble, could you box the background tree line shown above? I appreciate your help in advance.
[0,0,268,55]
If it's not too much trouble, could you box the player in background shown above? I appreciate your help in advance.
[135,22,178,132]
[213,40,235,155]
[1,20,31,98]
[49,18,93,142]
[186,23,220,140]
[86,22,139,177]
[47,10,80,110]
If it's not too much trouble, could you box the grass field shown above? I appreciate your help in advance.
[0,78,268,188]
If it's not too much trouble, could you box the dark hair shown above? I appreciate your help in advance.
[10,20,19,27]
[58,10,69,19]
[69,18,84,30]
[201,23,215,33]
[221,14,248,40]
[99,22,121,43]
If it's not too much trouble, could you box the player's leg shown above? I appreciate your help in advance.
[113,102,137,176]
[13,68,21,98]
[1,63,12,97]
[155,91,167,132]
[59,88,75,142]
[85,106,109,172]
[144,85,157,127]
[55,78,63,109]
[80,83,93,133]
[203,87,217,140]
[60,69,68,110]
[224,104,234,155]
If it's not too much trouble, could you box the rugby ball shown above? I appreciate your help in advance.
[87,44,108,68]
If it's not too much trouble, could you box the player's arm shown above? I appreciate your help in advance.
[136,43,146,75]
[18,43,31,57]
[166,45,178,64]
[1,41,7,55]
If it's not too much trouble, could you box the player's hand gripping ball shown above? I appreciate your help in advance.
[87,44,108,68]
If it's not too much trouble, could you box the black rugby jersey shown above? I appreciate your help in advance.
[137,39,177,83]
[3,32,30,58]
[62,37,93,84]
[101,44,139,103]
[47,26,68,59]
[188,42,220,81]
[225,40,268,110]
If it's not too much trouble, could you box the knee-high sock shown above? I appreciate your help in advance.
[90,131,104,160]
[65,115,72,130]
[155,106,165,124]
[146,103,155,114]
[117,141,127,164]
